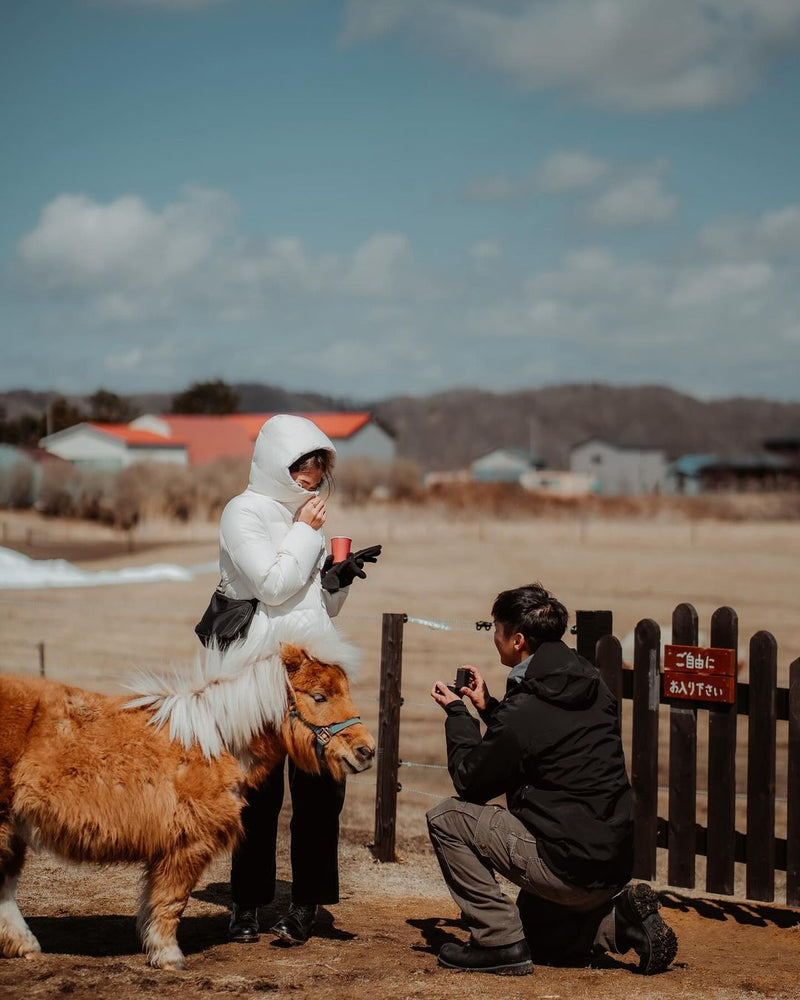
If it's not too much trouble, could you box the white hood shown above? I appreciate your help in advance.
[247,415,336,512]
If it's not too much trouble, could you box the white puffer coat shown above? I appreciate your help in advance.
[217,414,347,654]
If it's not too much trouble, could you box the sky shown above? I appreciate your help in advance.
[2,0,800,403]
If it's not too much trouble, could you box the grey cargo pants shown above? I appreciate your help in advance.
[427,798,618,951]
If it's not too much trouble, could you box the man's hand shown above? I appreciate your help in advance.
[430,681,462,710]
[460,666,491,712]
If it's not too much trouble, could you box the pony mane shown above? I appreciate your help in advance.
[124,624,359,759]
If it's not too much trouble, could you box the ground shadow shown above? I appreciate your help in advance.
[660,891,800,929]
[406,915,468,955]
[26,912,230,959]
[194,881,356,944]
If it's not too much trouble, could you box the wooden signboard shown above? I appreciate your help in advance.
[663,644,737,705]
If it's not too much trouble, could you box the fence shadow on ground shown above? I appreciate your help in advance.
[660,891,800,929]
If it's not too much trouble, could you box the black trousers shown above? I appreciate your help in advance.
[230,759,346,909]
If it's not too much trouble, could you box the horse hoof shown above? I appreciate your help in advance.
[0,929,41,959]
[148,949,186,971]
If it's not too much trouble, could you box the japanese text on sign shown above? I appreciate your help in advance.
[663,644,736,704]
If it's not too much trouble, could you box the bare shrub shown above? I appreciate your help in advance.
[0,462,36,508]
[37,462,79,517]
[72,469,117,524]
[335,458,380,504]
[193,457,250,519]
[388,459,423,501]
[335,458,423,504]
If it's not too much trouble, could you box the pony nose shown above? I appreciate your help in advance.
[354,743,375,763]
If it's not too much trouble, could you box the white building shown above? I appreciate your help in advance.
[39,423,188,469]
[570,438,667,495]
[470,448,544,483]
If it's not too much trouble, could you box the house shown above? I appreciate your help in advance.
[40,413,396,470]
[668,452,795,494]
[764,433,800,470]
[569,438,668,495]
[470,448,545,484]
[130,412,396,465]
[39,423,189,469]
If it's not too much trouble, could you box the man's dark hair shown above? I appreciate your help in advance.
[491,583,568,647]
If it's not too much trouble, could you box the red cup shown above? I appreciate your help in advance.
[330,536,352,562]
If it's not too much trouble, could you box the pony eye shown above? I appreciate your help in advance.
[311,692,327,704]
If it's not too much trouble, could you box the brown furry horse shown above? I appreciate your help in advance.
[0,632,374,970]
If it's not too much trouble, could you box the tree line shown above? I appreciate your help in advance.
[0,380,241,448]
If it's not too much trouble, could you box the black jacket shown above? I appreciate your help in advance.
[443,640,633,890]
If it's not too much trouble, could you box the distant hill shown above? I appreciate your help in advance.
[372,384,800,469]
[3,382,799,471]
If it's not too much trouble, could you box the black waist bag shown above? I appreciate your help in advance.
[195,591,259,649]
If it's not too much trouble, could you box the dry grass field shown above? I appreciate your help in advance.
[1,502,799,999]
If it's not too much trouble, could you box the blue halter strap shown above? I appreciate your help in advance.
[288,695,362,765]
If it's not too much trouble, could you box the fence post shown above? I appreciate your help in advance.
[631,619,661,881]
[746,630,777,902]
[787,657,800,907]
[372,612,406,862]
[706,606,738,895]
[38,642,45,678]
[596,634,623,730]
[668,603,699,888]
[575,610,613,667]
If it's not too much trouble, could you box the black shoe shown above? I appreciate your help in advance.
[437,939,533,976]
[270,903,317,945]
[229,905,259,943]
[614,883,678,974]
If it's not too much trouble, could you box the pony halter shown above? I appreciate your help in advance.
[287,694,362,765]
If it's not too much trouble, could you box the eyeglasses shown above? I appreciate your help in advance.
[475,621,492,631]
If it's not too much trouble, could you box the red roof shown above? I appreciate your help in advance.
[225,412,372,442]
[145,413,374,465]
[148,415,254,465]
[89,423,185,448]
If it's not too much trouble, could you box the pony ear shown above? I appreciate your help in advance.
[280,643,306,677]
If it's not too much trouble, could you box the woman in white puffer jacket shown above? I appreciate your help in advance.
[217,414,380,947]
[218,413,347,648]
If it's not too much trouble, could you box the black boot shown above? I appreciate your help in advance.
[270,903,317,944]
[613,883,678,974]
[437,939,533,976]
[229,904,260,943]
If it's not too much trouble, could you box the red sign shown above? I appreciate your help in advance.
[663,644,737,704]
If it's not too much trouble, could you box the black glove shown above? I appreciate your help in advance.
[351,544,382,565]
[320,544,382,593]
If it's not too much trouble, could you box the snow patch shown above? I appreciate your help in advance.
[0,546,194,590]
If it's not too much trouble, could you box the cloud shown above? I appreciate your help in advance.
[462,173,535,202]
[463,151,673,226]
[469,238,502,261]
[340,0,800,112]
[463,150,608,202]
[535,151,608,193]
[18,187,235,293]
[585,172,679,227]
[11,187,800,400]
[14,189,435,331]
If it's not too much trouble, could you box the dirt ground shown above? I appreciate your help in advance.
[1,504,799,999]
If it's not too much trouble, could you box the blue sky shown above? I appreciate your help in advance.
[2,0,800,401]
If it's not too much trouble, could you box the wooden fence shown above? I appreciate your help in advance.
[372,607,800,909]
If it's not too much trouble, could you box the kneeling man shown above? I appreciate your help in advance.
[428,583,677,976]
